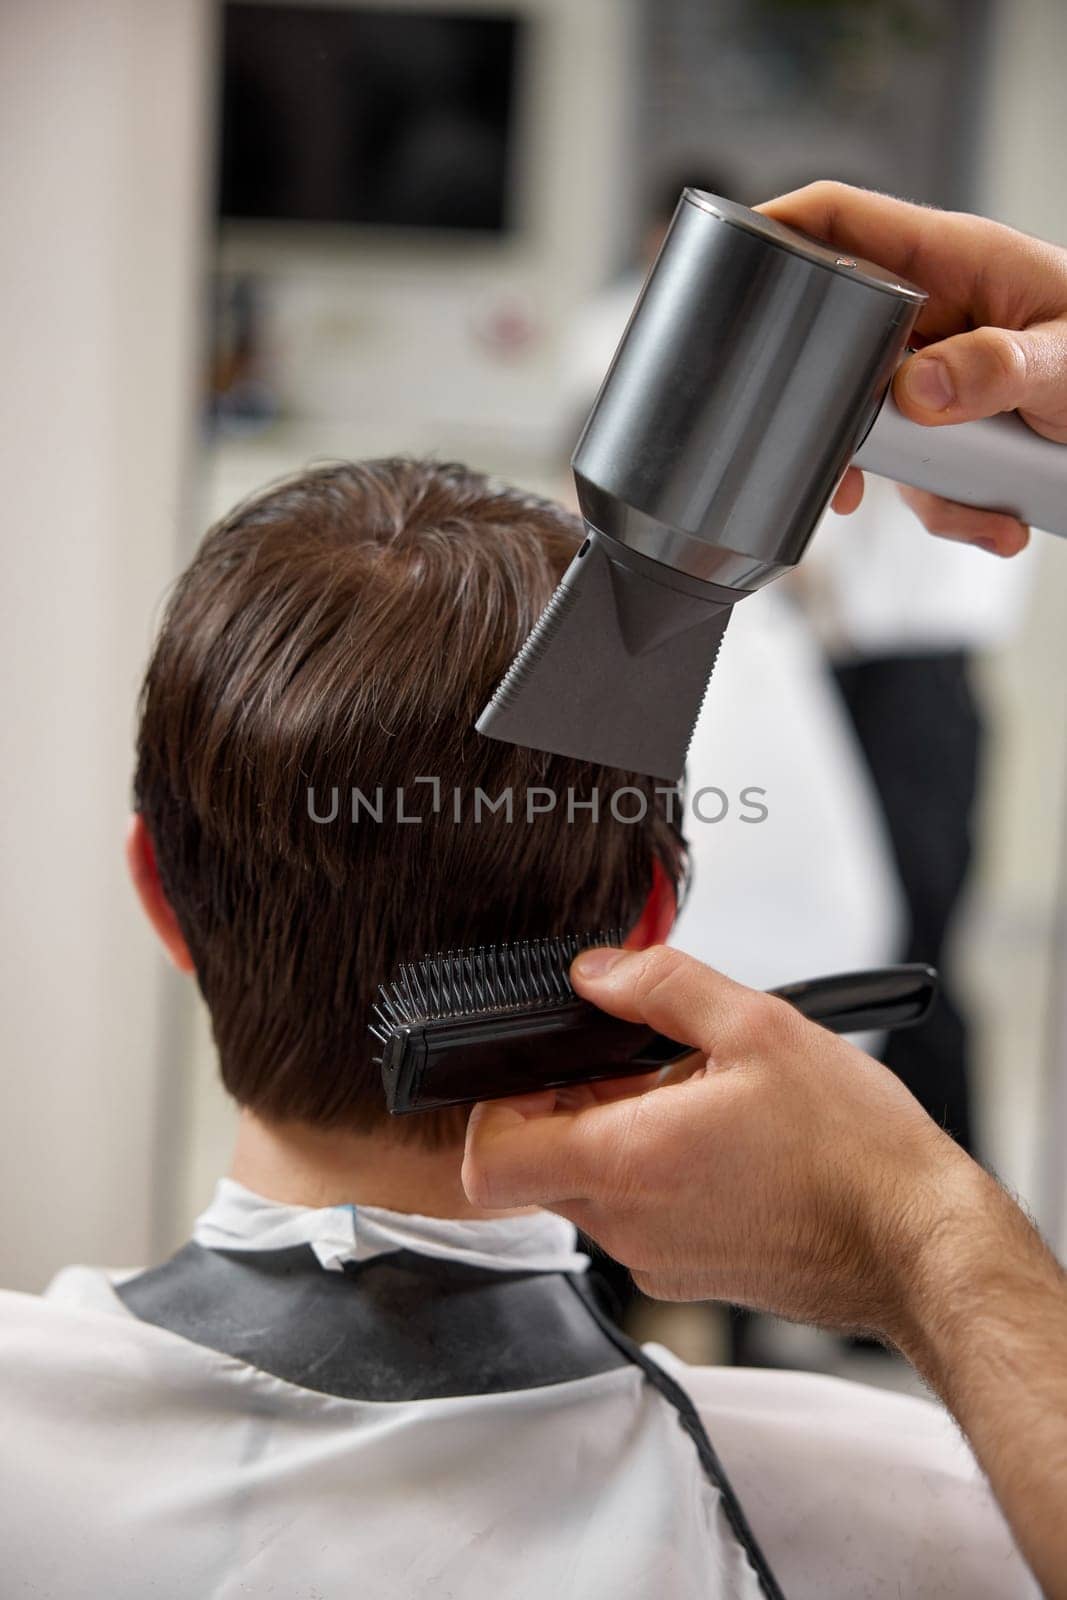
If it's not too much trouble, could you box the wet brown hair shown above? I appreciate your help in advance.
[135,459,685,1145]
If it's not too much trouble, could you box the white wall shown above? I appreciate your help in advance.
[0,0,210,1289]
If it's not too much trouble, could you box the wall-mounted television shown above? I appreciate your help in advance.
[219,2,522,232]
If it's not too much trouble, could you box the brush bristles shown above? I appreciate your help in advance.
[371,929,623,1035]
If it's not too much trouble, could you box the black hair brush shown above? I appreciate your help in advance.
[371,932,938,1115]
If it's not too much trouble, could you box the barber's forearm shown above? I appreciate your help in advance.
[892,1168,1067,1600]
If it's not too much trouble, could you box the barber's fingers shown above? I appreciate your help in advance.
[895,321,1067,438]
[759,182,1066,324]
[831,466,865,514]
[897,485,1030,557]
[553,1069,663,1110]
[462,1085,647,1211]
[462,1096,582,1211]
[462,1059,726,1213]
[757,181,987,319]
[759,182,939,274]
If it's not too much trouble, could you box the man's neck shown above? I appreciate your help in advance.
[229,1108,536,1221]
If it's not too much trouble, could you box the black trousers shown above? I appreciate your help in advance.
[833,650,984,1156]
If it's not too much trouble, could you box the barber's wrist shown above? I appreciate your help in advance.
[885,1156,1040,1386]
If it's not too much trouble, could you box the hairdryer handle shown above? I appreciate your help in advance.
[853,391,1067,537]
[770,963,939,1034]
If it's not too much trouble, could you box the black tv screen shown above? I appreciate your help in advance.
[219,3,521,231]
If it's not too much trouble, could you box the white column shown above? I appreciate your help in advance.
[976,0,1067,1246]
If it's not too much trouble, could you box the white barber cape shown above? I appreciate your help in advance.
[0,1181,1035,1600]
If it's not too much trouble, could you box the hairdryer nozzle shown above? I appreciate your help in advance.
[476,530,734,781]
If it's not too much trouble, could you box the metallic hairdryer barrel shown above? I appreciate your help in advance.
[477,190,1067,781]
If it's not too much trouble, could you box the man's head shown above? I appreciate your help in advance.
[132,459,684,1145]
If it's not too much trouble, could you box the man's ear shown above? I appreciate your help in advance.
[624,856,677,950]
[126,813,196,974]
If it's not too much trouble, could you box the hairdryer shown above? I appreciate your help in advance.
[477,190,1067,781]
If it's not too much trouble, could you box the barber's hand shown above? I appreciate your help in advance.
[465,945,1067,1599]
[760,182,1067,556]
[462,944,992,1341]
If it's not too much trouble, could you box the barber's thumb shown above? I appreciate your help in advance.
[571,943,732,1054]
[896,322,1067,432]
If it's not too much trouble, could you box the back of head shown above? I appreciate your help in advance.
[135,459,684,1144]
